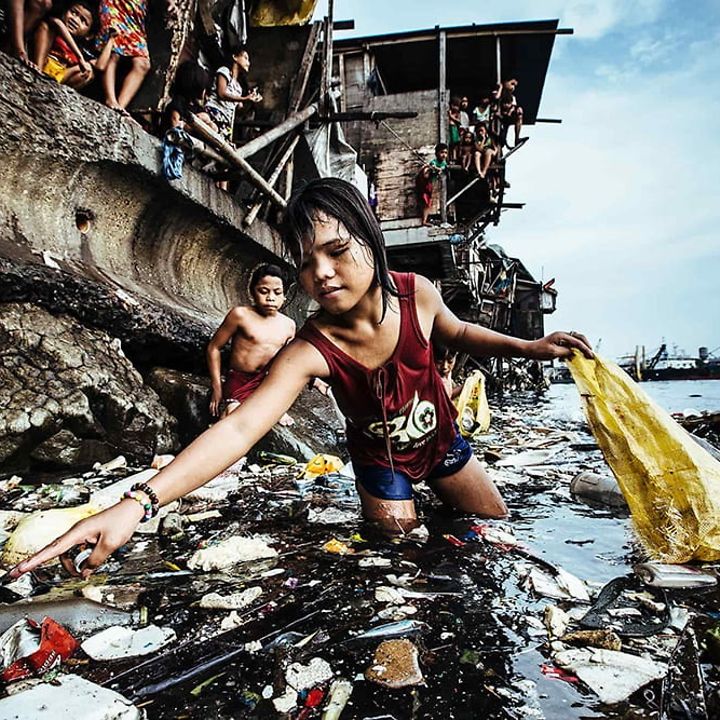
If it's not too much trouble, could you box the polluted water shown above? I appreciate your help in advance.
[0,390,719,719]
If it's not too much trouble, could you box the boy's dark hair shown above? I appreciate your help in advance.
[283,178,400,321]
[70,0,100,35]
[435,142,448,154]
[250,263,286,292]
[433,343,457,362]
[172,61,210,101]
[450,96,461,106]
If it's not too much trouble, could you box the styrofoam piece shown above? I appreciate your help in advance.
[0,673,142,718]
[81,624,176,661]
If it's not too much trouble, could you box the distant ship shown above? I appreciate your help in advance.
[620,344,720,382]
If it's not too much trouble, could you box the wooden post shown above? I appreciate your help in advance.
[190,113,287,208]
[495,35,502,84]
[234,104,318,160]
[338,53,346,112]
[244,135,300,226]
[284,155,295,201]
[288,22,321,114]
[438,29,448,224]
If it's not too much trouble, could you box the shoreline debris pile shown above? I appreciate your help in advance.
[0,393,719,718]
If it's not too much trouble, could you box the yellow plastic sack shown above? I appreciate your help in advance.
[304,453,344,479]
[454,371,491,438]
[567,352,720,562]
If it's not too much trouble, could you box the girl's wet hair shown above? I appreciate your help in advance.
[249,263,286,292]
[283,177,400,320]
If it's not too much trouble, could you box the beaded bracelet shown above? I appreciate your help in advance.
[122,489,153,523]
[132,482,160,518]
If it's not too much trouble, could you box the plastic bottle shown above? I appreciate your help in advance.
[0,598,147,636]
[257,450,297,465]
[634,563,718,588]
[570,471,627,508]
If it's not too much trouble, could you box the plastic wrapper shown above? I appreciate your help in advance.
[454,371,491,437]
[567,352,720,562]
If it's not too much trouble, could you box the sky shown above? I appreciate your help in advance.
[313,1,720,359]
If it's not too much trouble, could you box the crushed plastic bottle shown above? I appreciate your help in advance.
[634,562,718,588]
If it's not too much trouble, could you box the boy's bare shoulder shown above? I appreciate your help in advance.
[226,305,251,322]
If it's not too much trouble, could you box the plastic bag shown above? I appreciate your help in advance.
[567,352,720,562]
[454,371,491,437]
[303,454,344,479]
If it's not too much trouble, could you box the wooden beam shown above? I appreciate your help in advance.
[320,110,417,122]
[189,113,287,208]
[535,118,562,123]
[438,28,447,224]
[288,22,322,115]
[234,104,318,160]
[495,35,502,85]
[334,27,574,50]
[244,136,300,226]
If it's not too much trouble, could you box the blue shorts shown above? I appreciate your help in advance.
[355,429,473,501]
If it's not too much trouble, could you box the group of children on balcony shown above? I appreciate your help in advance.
[416,79,525,225]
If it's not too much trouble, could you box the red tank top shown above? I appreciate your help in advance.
[297,272,457,481]
[51,36,80,67]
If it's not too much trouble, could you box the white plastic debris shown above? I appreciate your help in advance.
[285,657,333,692]
[188,536,278,572]
[322,678,353,720]
[94,456,127,474]
[198,587,263,610]
[81,624,176,661]
[406,524,429,543]
[375,586,406,605]
[186,458,247,502]
[220,611,244,631]
[308,507,357,525]
[554,648,667,704]
[0,571,35,598]
[544,605,570,638]
[273,688,299,713]
[526,566,590,602]
[0,620,41,671]
[0,673,141,719]
[359,557,392,568]
[495,448,560,467]
[41,250,62,270]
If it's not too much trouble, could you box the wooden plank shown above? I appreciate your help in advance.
[288,22,322,115]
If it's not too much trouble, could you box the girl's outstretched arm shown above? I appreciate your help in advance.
[418,274,593,360]
[10,339,329,578]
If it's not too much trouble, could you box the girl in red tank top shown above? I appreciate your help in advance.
[11,180,594,580]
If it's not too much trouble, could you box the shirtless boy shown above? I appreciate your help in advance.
[207,264,295,422]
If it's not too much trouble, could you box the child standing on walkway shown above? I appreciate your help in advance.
[415,143,448,226]
[97,0,176,113]
[206,264,295,424]
[10,178,592,577]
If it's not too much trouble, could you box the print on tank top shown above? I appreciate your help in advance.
[365,391,438,451]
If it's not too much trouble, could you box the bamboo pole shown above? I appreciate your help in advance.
[189,113,287,208]
[233,103,318,161]
[244,135,300,227]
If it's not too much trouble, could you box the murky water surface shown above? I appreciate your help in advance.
[2,383,719,718]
